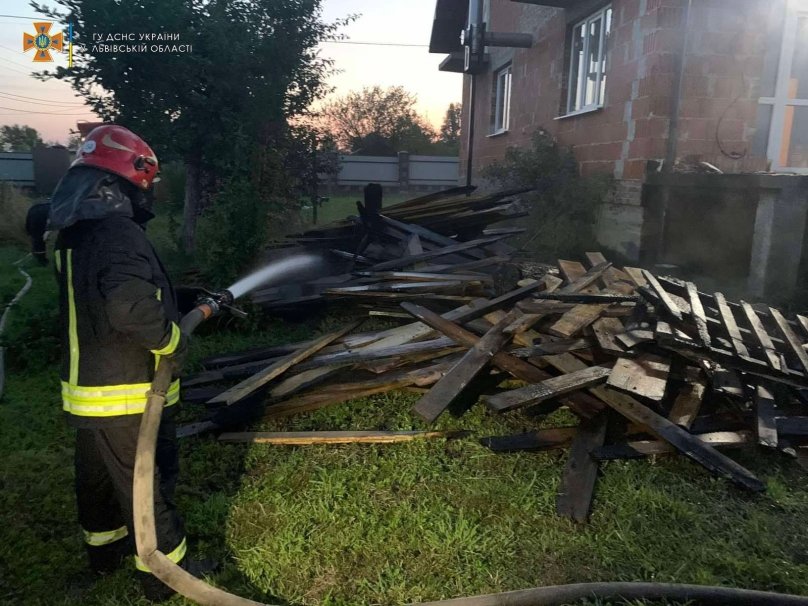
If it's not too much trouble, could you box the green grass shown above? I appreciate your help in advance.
[1,244,808,605]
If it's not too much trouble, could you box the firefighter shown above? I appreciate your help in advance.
[25,201,50,265]
[48,125,213,601]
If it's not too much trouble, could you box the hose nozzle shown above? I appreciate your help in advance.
[195,289,244,319]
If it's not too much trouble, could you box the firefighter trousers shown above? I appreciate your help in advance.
[74,408,187,575]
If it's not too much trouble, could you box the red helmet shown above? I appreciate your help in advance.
[71,125,159,190]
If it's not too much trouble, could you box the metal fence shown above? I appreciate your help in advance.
[0,153,34,188]
[0,147,71,193]
[325,152,460,190]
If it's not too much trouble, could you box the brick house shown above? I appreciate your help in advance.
[429,0,808,287]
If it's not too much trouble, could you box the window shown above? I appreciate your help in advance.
[758,4,808,172]
[566,6,612,115]
[491,64,512,134]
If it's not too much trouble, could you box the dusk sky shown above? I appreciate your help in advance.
[0,0,462,144]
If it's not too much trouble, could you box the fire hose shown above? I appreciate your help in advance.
[0,254,34,400]
[133,293,808,606]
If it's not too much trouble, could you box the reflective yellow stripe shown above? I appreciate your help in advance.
[151,323,181,356]
[66,249,79,384]
[54,250,61,273]
[62,379,180,417]
[135,537,187,572]
[156,287,162,302]
[83,525,128,547]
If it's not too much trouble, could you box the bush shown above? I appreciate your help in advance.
[0,182,31,247]
[481,129,613,259]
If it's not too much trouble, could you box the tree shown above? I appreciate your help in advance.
[34,0,347,252]
[319,86,437,155]
[66,131,82,152]
[439,103,461,147]
[0,125,42,152]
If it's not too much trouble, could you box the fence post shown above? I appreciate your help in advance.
[398,151,410,190]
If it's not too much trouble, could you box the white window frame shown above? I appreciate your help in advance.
[491,63,512,135]
[565,5,611,116]
[759,2,808,173]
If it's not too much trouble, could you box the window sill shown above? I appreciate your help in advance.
[487,129,509,138]
[554,105,603,120]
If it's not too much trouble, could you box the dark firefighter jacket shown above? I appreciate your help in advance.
[50,167,181,427]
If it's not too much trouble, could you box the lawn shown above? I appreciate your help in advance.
[1,242,808,606]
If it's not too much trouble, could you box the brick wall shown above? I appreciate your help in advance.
[458,0,778,258]
[672,0,772,173]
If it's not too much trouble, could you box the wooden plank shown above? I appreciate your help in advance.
[564,261,612,293]
[182,386,226,403]
[401,304,603,420]
[176,421,219,439]
[685,281,711,348]
[622,266,649,288]
[417,256,510,274]
[531,292,637,303]
[367,234,509,271]
[411,311,518,423]
[479,427,578,452]
[755,383,779,448]
[593,431,753,460]
[712,367,746,399]
[556,412,609,523]
[597,386,764,491]
[641,270,683,320]
[616,329,654,349]
[585,251,633,288]
[510,338,594,357]
[668,367,706,429]
[797,314,808,338]
[769,306,808,374]
[355,271,493,283]
[544,353,764,491]
[714,292,749,357]
[219,430,450,445]
[266,384,408,418]
[265,361,455,419]
[655,320,695,345]
[549,304,609,338]
[201,339,320,369]
[776,416,808,436]
[505,309,573,334]
[654,321,808,388]
[406,234,424,256]
[269,367,343,399]
[208,321,362,405]
[742,302,782,370]
[591,317,626,355]
[378,212,485,259]
[607,354,670,402]
[485,365,612,413]
[558,259,586,282]
[293,337,459,372]
[451,282,543,323]
[543,274,564,292]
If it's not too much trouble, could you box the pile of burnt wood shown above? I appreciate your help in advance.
[251,186,529,311]
[181,253,808,522]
